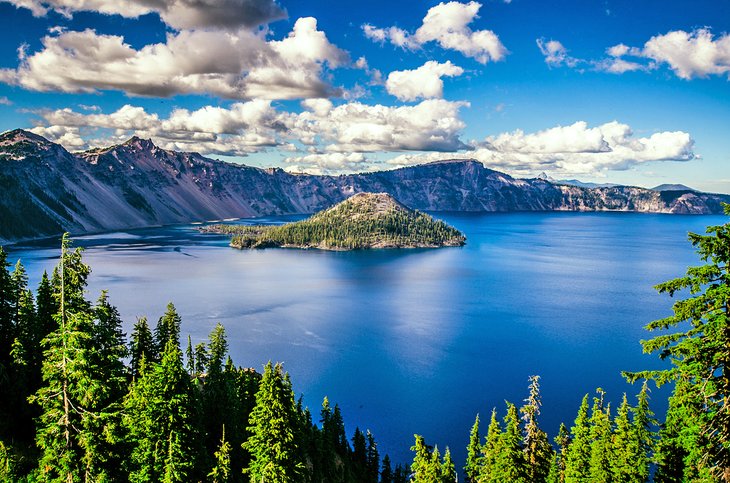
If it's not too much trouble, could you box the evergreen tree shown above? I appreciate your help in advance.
[129,317,154,379]
[625,204,730,481]
[380,454,393,483]
[209,426,232,483]
[588,390,613,482]
[35,271,57,341]
[464,414,481,483]
[154,302,182,358]
[564,394,591,483]
[0,248,15,440]
[243,361,304,482]
[409,435,431,482]
[611,394,634,483]
[493,402,526,483]
[552,423,570,483]
[630,381,654,483]
[521,375,553,483]
[479,408,501,482]
[365,430,379,483]
[441,447,456,483]
[352,427,368,480]
[125,338,197,482]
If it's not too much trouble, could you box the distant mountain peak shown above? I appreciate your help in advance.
[122,136,158,150]
[651,183,696,192]
[0,128,51,146]
[536,172,555,182]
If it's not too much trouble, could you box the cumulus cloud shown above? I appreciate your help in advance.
[385,61,464,101]
[539,29,730,79]
[1,0,287,30]
[283,152,368,175]
[0,18,348,100]
[28,98,469,161]
[536,39,579,67]
[387,121,696,177]
[363,1,507,63]
[0,96,12,105]
[642,28,730,79]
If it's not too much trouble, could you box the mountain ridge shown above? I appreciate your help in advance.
[1,129,728,244]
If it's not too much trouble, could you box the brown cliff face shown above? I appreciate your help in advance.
[1,129,728,243]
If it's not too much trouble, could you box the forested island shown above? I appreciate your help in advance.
[203,193,466,250]
[0,206,728,482]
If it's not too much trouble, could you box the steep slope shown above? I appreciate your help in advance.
[1,130,728,244]
[206,192,466,250]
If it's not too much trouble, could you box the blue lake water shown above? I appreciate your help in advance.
[5,212,726,467]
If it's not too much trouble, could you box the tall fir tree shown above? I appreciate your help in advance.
[154,302,182,359]
[588,390,613,482]
[564,394,591,483]
[365,429,380,483]
[493,402,526,483]
[625,204,730,481]
[630,381,654,482]
[521,375,554,483]
[380,454,393,483]
[243,361,304,483]
[125,338,198,482]
[464,414,481,483]
[441,447,457,483]
[479,408,502,482]
[611,393,634,483]
[129,317,154,379]
[208,426,232,483]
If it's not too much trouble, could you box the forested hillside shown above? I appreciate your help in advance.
[205,193,466,250]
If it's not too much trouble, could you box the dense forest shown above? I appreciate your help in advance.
[1,204,729,482]
[204,193,466,250]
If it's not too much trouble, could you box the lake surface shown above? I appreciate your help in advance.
[6,212,726,467]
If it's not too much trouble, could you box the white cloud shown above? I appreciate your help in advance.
[283,152,368,175]
[1,0,287,30]
[536,39,579,67]
[540,29,730,79]
[29,98,469,158]
[642,28,730,79]
[387,121,696,177]
[0,18,347,100]
[0,96,12,105]
[363,1,507,63]
[385,60,464,101]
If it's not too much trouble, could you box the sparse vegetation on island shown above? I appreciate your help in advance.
[203,192,466,250]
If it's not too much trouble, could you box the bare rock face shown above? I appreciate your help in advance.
[1,130,728,243]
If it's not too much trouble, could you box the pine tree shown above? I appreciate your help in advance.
[479,408,502,482]
[0,247,15,440]
[441,447,457,483]
[154,302,182,358]
[243,361,304,482]
[409,435,431,482]
[625,205,730,481]
[351,427,368,480]
[588,390,613,482]
[365,430,379,483]
[521,375,553,483]
[125,338,197,482]
[611,394,634,483]
[129,317,154,379]
[630,381,654,483]
[209,426,232,483]
[552,423,570,483]
[464,414,481,482]
[380,454,393,483]
[564,394,591,482]
[493,402,526,483]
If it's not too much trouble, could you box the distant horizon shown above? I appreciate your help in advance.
[0,0,728,192]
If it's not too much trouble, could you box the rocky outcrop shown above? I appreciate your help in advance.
[1,129,728,243]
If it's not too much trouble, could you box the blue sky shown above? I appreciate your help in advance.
[0,0,728,192]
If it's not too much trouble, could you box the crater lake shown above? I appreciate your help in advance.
[6,211,725,467]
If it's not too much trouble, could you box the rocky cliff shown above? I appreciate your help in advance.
[1,129,727,243]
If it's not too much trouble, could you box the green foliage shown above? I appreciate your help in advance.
[243,361,305,483]
[208,427,232,483]
[129,316,153,379]
[464,414,480,482]
[521,375,554,483]
[209,193,466,250]
[564,394,591,482]
[625,203,730,481]
[588,390,612,482]
[124,339,198,483]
